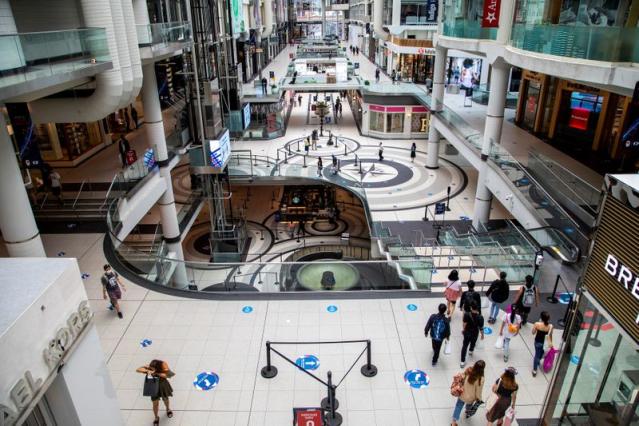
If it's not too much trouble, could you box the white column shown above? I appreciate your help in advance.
[0,111,46,257]
[141,64,189,287]
[472,60,510,227]
[426,45,446,169]
[392,0,401,26]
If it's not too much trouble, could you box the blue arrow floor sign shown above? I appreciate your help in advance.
[295,355,320,371]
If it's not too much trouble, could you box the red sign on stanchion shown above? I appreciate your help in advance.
[481,0,501,28]
[294,408,322,426]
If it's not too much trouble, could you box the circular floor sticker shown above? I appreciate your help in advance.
[193,372,219,391]
[242,306,254,313]
[406,304,418,311]
[327,305,338,313]
[558,292,574,305]
[570,355,580,365]
[295,355,320,370]
[404,370,430,389]
[140,339,152,348]
[483,327,493,335]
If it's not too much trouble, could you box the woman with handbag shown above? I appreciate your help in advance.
[137,360,175,425]
[451,360,485,425]
[444,270,462,317]
[532,311,554,377]
[498,304,522,363]
[486,367,518,425]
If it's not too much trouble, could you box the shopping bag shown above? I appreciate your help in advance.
[443,339,452,355]
[142,375,159,398]
[126,149,137,165]
[503,407,516,426]
[543,347,559,373]
[485,392,499,413]
[494,336,504,349]
[465,400,482,418]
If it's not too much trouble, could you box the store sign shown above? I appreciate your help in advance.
[1,302,92,425]
[420,118,429,132]
[425,0,439,22]
[604,254,639,323]
[568,107,589,130]
[294,408,322,426]
[582,196,639,344]
[481,0,501,28]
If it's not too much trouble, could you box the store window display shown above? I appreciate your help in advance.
[386,113,404,133]
[369,111,385,132]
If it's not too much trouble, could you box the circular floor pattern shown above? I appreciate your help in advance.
[284,135,360,158]
[297,261,360,291]
[324,159,414,189]
[306,219,348,236]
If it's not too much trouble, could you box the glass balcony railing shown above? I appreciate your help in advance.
[510,24,639,63]
[136,22,192,49]
[0,28,110,88]
[442,20,498,40]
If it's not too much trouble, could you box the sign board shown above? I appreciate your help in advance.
[425,0,439,22]
[295,355,320,370]
[435,202,446,215]
[242,103,251,129]
[481,0,501,28]
[581,195,639,343]
[294,408,322,426]
[209,129,231,169]
[230,0,244,36]
[404,369,430,389]
[622,81,639,152]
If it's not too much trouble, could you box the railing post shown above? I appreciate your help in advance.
[297,139,300,152]
[303,154,307,168]
[261,341,278,378]
[361,339,378,377]
[354,154,358,166]
[547,274,560,304]
[285,151,288,164]
[276,149,280,161]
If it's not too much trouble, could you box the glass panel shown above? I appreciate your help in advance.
[136,22,192,49]
[442,0,498,40]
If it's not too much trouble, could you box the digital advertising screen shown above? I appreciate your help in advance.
[209,129,230,169]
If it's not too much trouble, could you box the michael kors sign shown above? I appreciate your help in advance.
[1,301,92,425]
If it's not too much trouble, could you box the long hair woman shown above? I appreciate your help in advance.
[532,311,553,377]
[486,367,518,425]
[137,359,175,425]
[452,360,485,425]
[444,270,462,317]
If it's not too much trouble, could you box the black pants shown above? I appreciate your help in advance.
[431,339,444,363]
[461,334,479,362]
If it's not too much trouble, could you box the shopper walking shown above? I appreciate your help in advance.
[444,269,462,317]
[498,304,522,363]
[136,360,175,425]
[451,360,485,425]
[460,302,484,367]
[424,303,451,366]
[118,134,131,168]
[375,68,380,83]
[130,105,139,129]
[298,94,303,107]
[514,274,539,325]
[49,170,64,206]
[486,367,518,425]
[378,142,384,161]
[317,157,323,176]
[304,137,310,154]
[101,264,127,318]
[391,69,397,85]
[486,271,510,324]
[532,312,553,377]
[459,280,481,313]
[410,142,417,162]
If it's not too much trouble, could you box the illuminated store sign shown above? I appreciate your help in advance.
[482,0,501,28]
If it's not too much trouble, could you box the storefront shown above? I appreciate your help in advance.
[515,73,635,173]
[515,70,550,132]
[0,258,121,426]
[541,174,639,425]
[243,91,292,139]
[6,103,109,167]
[382,38,435,84]
[361,95,430,139]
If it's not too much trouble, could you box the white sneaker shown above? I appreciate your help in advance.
[460,362,465,368]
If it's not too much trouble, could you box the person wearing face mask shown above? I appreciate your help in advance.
[514,275,539,325]
[101,264,127,318]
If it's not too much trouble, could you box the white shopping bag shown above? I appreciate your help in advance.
[494,336,504,349]
[444,339,452,355]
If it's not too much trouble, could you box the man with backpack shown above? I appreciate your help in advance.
[459,280,481,313]
[515,274,539,325]
[101,264,127,318]
[486,271,510,324]
[460,302,484,367]
[424,303,451,366]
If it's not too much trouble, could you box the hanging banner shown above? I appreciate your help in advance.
[231,0,245,36]
[425,0,439,23]
[481,0,501,28]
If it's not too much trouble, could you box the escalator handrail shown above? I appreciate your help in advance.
[525,226,581,263]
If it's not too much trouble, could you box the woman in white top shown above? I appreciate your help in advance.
[499,304,522,363]
[444,270,462,317]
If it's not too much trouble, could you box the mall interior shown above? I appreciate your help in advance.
[0,0,638,425]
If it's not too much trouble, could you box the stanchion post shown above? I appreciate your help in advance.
[547,274,560,304]
[276,150,280,161]
[354,154,358,166]
[284,151,288,164]
[303,154,307,168]
[297,139,300,152]
[322,371,342,426]
[423,203,429,221]
[344,144,347,156]
[360,340,378,377]
[260,341,278,378]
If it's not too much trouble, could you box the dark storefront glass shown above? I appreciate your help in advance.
[522,81,541,131]
[555,91,603,151]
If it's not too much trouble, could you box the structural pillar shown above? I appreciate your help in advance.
[0,111,46,257]
[141,63,189,287]
[426,44,447,169]
[472,60,510,228]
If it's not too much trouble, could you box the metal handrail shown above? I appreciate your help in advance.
[72,179,87,210]
[39,193,49,210]
[100,172,121,211]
